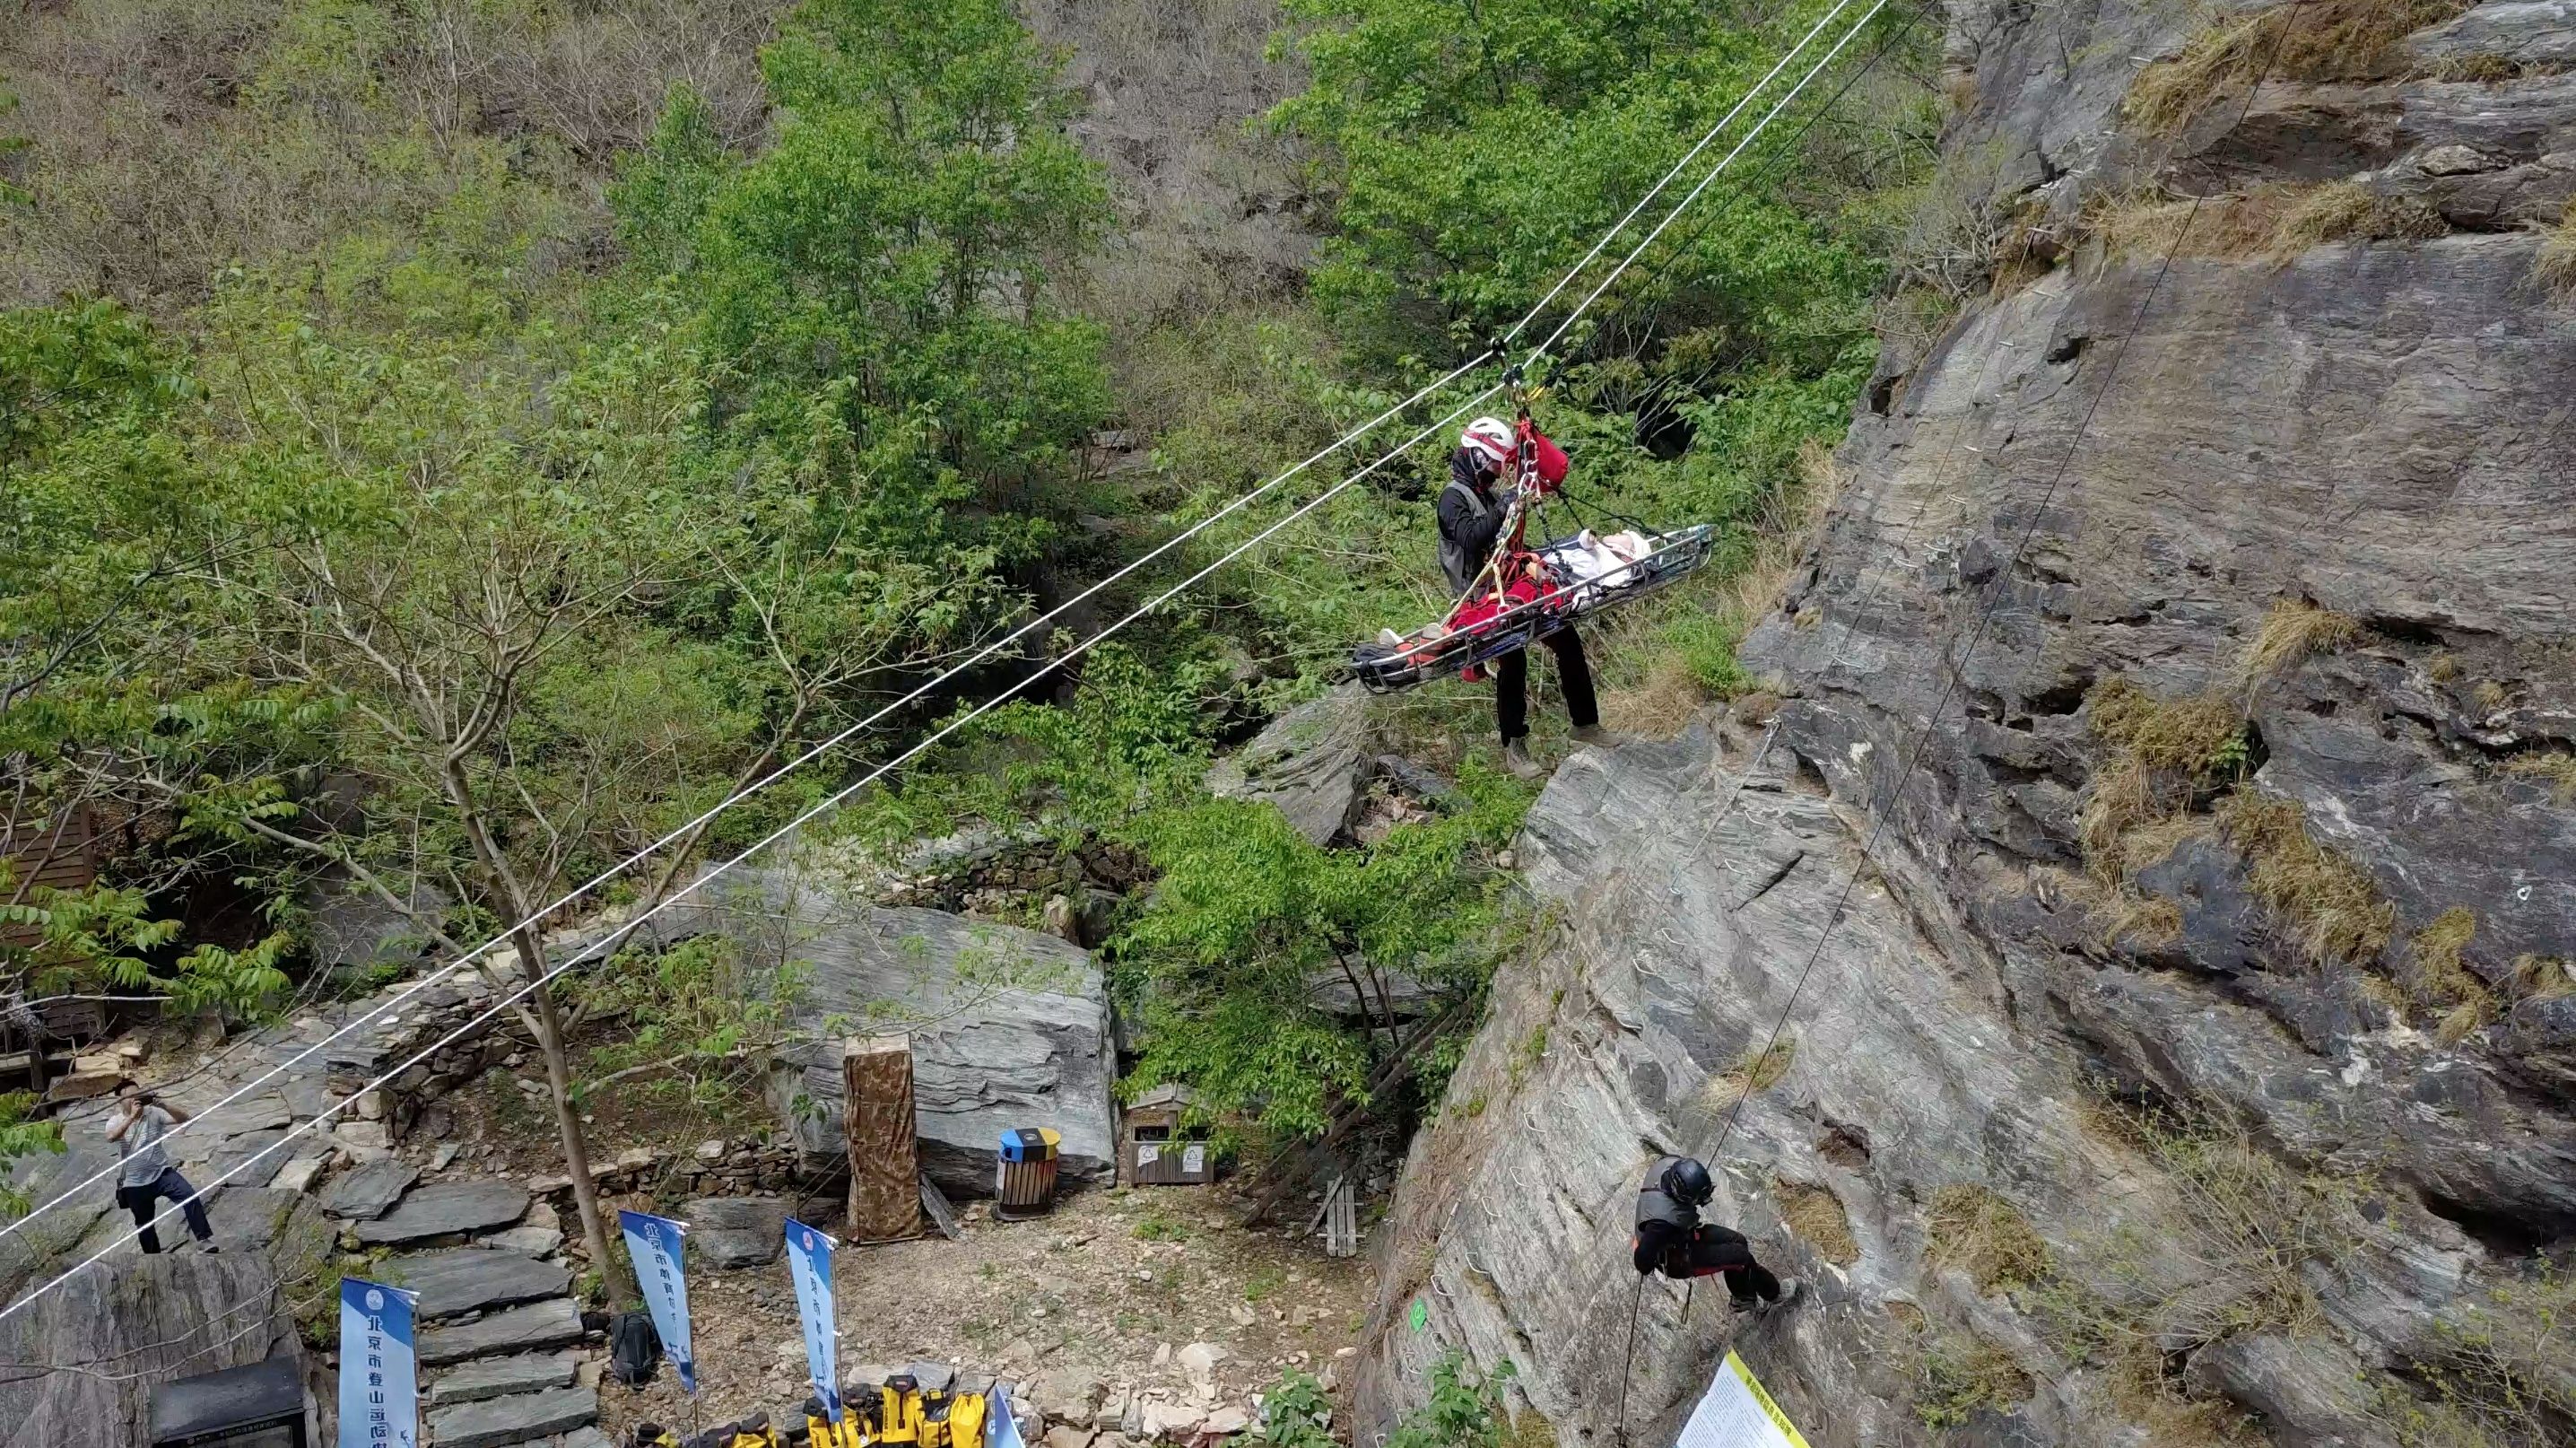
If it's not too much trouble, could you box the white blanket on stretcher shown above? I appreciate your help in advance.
[1544,529,1657,607]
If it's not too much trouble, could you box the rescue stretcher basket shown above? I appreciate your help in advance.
[1349,523,1717,695]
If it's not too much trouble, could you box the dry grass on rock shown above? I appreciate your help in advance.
[1928,1183,2051,1295]
[2240,598,2360,685]
[1773,1178,1859,1267]
[2079,676,2245,881]
[1913,1334,2033,1430]
[1701,1037,1797,1112]
[2505,750,2576,802]
[2216,793,2396,967]
[2086,184,2447,266]
[2539,201,2576,300]
[2405,907,2495,1043]
[2127,0,2475,136]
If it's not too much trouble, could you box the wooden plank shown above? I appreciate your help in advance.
[844,1034,923,1242]
[1325,1174,1358,1259]
[918,1172,962,1242]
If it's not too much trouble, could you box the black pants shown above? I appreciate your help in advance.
[1674,1224,1781,1304]
[1496,626,1599,743]
[117,1166,213,1253]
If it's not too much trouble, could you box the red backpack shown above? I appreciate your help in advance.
[1519,419,1570,489]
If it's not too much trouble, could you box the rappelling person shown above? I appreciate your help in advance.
[1632,1156,1797,1311]
[1439,414,1613,781]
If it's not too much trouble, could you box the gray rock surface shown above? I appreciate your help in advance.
[1204,684,1373,846]
[321,1157,420,1220]
[418,1297,588,1366]
[390,1247,570,1319]
[302,875,449,973]
[0,1247,300,1448]
[424,1384,598,1448]
[631,868,1117,1197]
[1361,4,2576,1444]
[426,1349,581,1407]
[679,1195,790,1269]
[353,1179,530,1245]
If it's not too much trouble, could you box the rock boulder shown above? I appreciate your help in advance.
[627,868,1117,1197]
[1205,684,1373,847]
[680,1195,791,1269]
[0,1245,300,1448]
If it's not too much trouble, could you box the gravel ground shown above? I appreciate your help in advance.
[596,1183,1375,1444]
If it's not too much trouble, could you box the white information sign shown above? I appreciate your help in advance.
[1673,1351,1811,1448]
[1181,1144,1205,1174]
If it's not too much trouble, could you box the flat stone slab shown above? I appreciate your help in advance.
[558,1429,614,1448]
[424,1384,597,1448]
[322,1157,418,1219]
[195,1127,291,1187]
[418,1298,586,1367]
[425,1349,580,1407]
[389,1248,568,1319]
[679,1196,788,1269]
[354,1179,527,1244]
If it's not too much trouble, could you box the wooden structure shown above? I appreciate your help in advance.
[843,1034,924,1241]
[0,803,101,948]
[1122,1082,1214,1186]
[1323,1174,1359,1258]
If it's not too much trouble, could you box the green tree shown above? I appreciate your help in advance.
[1272,0,1884,366]
[691,0,1113,518]
[1114,770,1527,1142]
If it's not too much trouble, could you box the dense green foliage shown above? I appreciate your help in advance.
[1116,770,1527,1138]
[0,0,1118,1197]
[1277,0,1884,361]
[1,0,1932,1192]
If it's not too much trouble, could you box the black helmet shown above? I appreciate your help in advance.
[1661,1156,1715,1208]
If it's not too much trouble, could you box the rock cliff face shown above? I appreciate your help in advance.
[1357,4,2576,1445]
[0,1245,306,1446]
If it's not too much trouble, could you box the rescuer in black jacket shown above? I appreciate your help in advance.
[1632,1156,1795,1310]
[1439,415,1609,780]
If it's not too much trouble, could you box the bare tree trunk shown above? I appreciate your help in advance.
[440,741,636,1313]
[517,924,637,1312]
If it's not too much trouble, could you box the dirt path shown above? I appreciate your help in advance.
[597,1184,1375,1443]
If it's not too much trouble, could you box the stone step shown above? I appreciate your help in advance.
[418,1298,586,1367]
[424,1384,598,1448]
[322,1157,419,1220]
[393,1249,569,1320]
[425,1350,581,1408]
[355,1180,531,1246]
[556,1429,613,1448]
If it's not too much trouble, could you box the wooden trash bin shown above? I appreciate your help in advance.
[1123,1083,1214,1186]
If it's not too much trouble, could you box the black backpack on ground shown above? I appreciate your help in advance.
[609,1309,662,1389]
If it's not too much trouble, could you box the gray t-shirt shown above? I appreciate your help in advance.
[115,1103,173,1188]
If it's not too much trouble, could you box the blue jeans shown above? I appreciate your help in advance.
[117,1166,213,1252]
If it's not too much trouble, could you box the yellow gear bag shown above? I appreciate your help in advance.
[876,1383,926,1446]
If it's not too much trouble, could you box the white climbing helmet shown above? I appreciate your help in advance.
[1461,416,1516,465]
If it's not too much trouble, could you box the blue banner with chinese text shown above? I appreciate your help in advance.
[620,1208,698,1394]
[784,1219,841,1423]
[336,1278,418,1448]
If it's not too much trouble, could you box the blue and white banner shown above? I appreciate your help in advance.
[784,1219,841,1423]
[619,1208,698,1394]
[336,1278,418,1448]
[988,1381,1030,1448]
